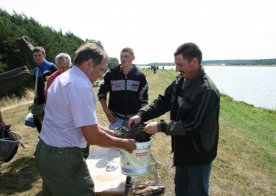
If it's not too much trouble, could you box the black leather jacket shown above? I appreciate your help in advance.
[138,67,220,166]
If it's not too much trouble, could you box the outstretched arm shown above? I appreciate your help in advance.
[81,124,136,153]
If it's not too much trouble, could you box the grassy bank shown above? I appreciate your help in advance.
[0,69,275,195]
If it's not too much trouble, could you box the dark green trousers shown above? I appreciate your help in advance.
[35,139,94,196]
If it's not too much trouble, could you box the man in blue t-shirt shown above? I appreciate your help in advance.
[32,47,56,133]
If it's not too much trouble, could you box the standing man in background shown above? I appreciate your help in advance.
[128,42,220,196]
[32,47,56,133]
[44,52,71,97]
[98,47,149,129]
[35,43,136,195]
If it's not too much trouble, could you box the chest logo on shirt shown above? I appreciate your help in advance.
[111,80,140,91]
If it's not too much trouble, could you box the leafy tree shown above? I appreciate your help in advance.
[0,9,115,96]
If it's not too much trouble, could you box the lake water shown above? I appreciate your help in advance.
[140,65,276,110]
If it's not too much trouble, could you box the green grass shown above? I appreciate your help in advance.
[0,69,275,195]
[216,94,276,195]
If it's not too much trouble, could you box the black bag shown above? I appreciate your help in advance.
[0,125,22,162]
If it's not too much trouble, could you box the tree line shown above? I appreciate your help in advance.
[0,9,119,96]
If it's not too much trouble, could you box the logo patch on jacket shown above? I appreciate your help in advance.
[111,80,140,91]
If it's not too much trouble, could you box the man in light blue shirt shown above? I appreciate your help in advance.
[35,43,136,196]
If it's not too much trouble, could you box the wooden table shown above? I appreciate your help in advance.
[86,147,127,196]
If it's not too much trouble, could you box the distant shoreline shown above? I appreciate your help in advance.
[137,64,276,67]
[137,58,276,66]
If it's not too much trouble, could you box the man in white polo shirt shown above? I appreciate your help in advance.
[35,43,136,196]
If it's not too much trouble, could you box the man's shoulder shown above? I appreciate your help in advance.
[43,60,55,66]
[204,75,219,95]
[40,60,55,71]
[104,66,121,77]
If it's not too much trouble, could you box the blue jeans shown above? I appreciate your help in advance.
[174,163,212,196]
[109,117,128,130]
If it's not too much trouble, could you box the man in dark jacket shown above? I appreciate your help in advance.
[32,47,56,133]
[128,43,220,196]
[98,47,148,129]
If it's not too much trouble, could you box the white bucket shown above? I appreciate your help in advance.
[120,140,152,176]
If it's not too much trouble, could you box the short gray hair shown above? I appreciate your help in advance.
[55,53,71,65]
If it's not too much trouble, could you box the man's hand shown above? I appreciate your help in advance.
[128,115,141,128]
[122,138,136,153]
[144,121,158,135]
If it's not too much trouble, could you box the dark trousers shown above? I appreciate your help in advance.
[35,139,94,196]
[174,163,212,196]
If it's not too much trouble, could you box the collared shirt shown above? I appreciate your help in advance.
[40,66,97,148]
[177,78,191,106]
[34,60,55,77]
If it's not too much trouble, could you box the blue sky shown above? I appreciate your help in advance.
[1,0,275,64]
